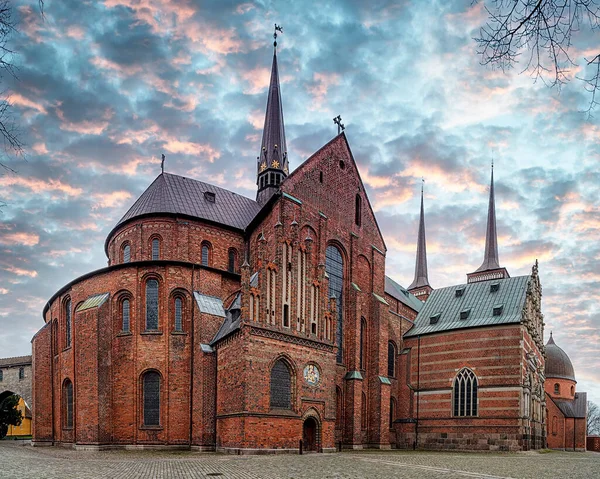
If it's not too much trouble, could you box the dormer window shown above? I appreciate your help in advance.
[460,308,471,320]
[493,304,504,316]
[204,191,215,203]
[430,313,441,324]
[490,282,500,293]
[455,287,465,298]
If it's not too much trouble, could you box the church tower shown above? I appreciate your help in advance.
[467,165,510,283]
[407,182,433,300]
[256,26,288,206]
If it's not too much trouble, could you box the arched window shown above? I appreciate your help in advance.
[145,279,159,330]
[571,385,574,396]
[325,245,344,363]
[19,367,24,380]
[360,318,367,370]
[122,243,131,263]
[122,299,130,332]
[65,298,72,348]
[270,359,292,409]
[390,397,397,428]
[355,194,362,227]
[554,383,560,394]
[361,392,367,429]
[52,320,58,356]
[142,371,160,426]
[174,297,183,332]
[151,238,160,260]
[228,248,237,273]
[201,242,211,266]
[388,341,396,378]
[453,368,478,417]
[63,379,73,428]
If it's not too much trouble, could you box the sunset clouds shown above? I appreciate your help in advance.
[0,0,598,403]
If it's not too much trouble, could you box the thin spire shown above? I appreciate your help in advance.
[408,179,430,290]
[475,164,501,272]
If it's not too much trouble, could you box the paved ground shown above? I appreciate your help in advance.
[0,442,598,478]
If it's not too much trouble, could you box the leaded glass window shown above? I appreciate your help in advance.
[143,371,160,426]
[146,280,159,330]
[152,238,160,260]
[228,249,236,273]
[122,299,130,332]
[325,245,344,363]
[201,244,210,266]
[388,341,396,377]
[123,244,130,263]
[453,368,478,417]
[64,380,73,428]
[174,297,182,331]
[65,298,72,348]
[270,359,291,409]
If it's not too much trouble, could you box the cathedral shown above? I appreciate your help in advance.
[31,35,582,453]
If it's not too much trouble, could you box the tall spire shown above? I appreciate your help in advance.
[467,163,509,283]
[408,180,432,300]
[256,24,288,206]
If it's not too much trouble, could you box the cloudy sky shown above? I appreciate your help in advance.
[0,1,598,404]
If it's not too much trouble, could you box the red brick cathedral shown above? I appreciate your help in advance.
[32,40,565,453]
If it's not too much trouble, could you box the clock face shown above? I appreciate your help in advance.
[303,364,320,386]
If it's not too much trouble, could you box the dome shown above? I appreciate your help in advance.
[545,333,576,381]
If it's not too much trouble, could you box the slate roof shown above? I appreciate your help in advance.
[545,333,576,381]
[114,173,262,233]
[194,292,226,318]
[554,392,587,418]
[404,275,530,338]
[385,276,423,312]
[0,355,32,367]
[210,293,242,345]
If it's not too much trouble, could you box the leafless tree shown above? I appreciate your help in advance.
[588,401,600,435]
[475,0,600,114]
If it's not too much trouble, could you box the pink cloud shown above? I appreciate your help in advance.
[0,288,8,294]
[9,93,47,114]
[163,139,221,161]
[0,176,83,197]
[31,143,49,155]
[66,26,85,40]
[242,67,271,94]
[92,191,133,209]
[3,266,38,278]
[307,72,341,109]
[0,230,40,246]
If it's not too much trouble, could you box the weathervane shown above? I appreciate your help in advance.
[333,115,345,135]
[161,153,165,174]
[274,24,283,48]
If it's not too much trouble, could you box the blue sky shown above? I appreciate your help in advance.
[0,0,598,405]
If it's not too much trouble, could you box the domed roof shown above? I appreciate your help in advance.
[545,333,576,381]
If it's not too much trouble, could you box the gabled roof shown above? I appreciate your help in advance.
[404,275,530,338]
[385,276,423,312]
[0,355,32,367]
[210,293,241,345]
[552,392,587,418]
[106,173,262,252]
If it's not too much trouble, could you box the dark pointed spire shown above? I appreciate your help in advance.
[256,24,288,206]
[408,180,432,300]
[475,164,500,272]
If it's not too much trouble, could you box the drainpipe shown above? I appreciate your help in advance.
[415,335,421,449]
[573,418,576,452]
[188,263,195,448]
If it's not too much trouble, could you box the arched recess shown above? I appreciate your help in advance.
[62,378,74,429]
[141,273,163,331]
[114,289,133,333]
[169,288,190,332]
[139,369,162,427]
[302,407,322,452]
[121,241,131,263]
[148,234,162,260]
[201,240,212,267]
[360,317,368,371]
[387,340,397,378]
[227,248,238,273]
[356,254,371,292]
[63,296,72,349]
[325,242,347,364]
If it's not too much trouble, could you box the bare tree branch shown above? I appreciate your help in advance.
[588,401,600,435]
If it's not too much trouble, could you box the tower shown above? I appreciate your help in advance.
[256,26,288,206]
[407,182,432,300]
[467,165,509,283]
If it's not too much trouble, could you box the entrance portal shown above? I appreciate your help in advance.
[303,417,318,452]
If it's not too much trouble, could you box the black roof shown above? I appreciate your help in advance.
[106,173,262,250]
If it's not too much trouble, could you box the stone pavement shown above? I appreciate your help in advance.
[0,442,599,478]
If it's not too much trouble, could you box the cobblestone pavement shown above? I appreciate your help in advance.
[0,442,598,479]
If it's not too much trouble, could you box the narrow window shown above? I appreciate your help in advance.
[0,370,3,382]
[388,341,396,377]
[319,171,323,183]
[325,245,344,363]
[283,304,290,328]
[123,243,131,263]
[52,320,58,356]
[19,367,24,380]
[143,371,160,426]
[63,379,73,428]
[355,194,362,226]
[361,392,367,429]
[122,299,130,332]
[146,279,159,330]
[360,318,367,370]
[554,383,560,394]
[152,238,160,260]
[65,298,72,348]
[228,248,237,273]
[389,397,396,428]
[571,385,574,396]
[270,359,292,409]
[201,243,210,266]
[174,297,183,332]
[453,368,478,417]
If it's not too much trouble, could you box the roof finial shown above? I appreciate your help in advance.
[333,115,345,135]
[274,24,282,49]
[161,153,165,174]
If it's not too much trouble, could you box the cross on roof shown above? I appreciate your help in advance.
[333,115,345,135]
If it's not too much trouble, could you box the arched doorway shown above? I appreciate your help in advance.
[303,416,319,452]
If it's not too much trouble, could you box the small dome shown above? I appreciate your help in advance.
[545,333,576,381]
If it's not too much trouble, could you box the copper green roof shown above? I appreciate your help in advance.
[404,275,530,337]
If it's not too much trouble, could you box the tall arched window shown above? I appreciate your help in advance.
[228,248,237,273]
[151,238,160,260]
[355,194,362,227]
[122,243,131,263]
[388,341,396,378]
[360,318,367,370]
[201,242,211,266]
[174,297,183,332]
[65,298,72,348]
[361,392,367,429]
[453,368,478,417]
[146,279,159,330]
[270,359,292,409]
[571,385,574,396]
[63,379,73,428]
[325,245,344,363]
[554,383,560,394]
[122,299,130,332]
[142,371,160,426]
[390,397,397,428]
[52,320,58,356]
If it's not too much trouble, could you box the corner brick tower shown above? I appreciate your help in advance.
[467,165,510,283]
[407,183,432,300]
[256,38,288,206]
